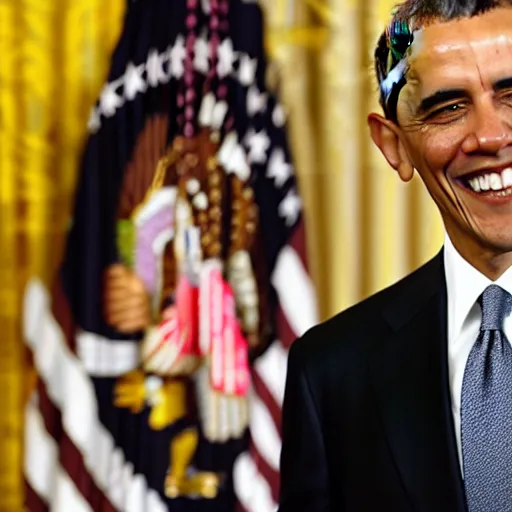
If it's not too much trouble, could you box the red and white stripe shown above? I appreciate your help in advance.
[233,220,319,512]
[23,280,168,512]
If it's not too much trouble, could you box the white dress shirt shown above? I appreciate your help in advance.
[444,233,512,471]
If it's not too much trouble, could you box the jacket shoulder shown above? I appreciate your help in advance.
[289,251,443,370]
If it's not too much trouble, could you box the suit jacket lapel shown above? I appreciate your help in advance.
[370,252,467,511]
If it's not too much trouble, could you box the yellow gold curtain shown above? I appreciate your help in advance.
[0,1,125,509]
[263,0,444,318]
[0,0,444,509]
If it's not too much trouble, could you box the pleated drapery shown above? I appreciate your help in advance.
[0,2,125,508]
[263,0,444,316]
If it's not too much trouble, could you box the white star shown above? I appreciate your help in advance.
[87,107,101,133]
[238,54,257,86]
[226,144,251,182]
[199,92,215,127]
[272,103,286,127]
[245,128,270,164]
[170,35,186,78]
[99,82,124,117]
[247,85,267,117]
[279,190,302,227]
[194,32,210,75]
[147,49,167,86]
[124,62,146,101]
[218,131,238,168]
[211,101,228,131]
[267,148,292,187]
[217,38,237,78]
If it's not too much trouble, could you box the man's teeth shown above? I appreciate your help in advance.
[468,168,512,193]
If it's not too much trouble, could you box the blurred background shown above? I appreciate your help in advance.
[0,0,444,510]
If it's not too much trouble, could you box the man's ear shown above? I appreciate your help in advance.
[368,112,414,182]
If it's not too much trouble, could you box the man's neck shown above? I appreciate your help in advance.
[446,228,512,281]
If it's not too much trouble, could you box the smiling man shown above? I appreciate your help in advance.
[278,1,512,511]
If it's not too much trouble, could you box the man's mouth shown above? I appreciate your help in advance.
[461,167,512,196]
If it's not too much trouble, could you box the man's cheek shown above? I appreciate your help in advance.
[422,132,461,174]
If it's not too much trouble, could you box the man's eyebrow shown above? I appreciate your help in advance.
[494,77,512,91]
[417,89,468,114]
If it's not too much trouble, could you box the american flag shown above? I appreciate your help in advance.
[23,1,318,511]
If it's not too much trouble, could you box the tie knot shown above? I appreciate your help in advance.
[479,284,512,331]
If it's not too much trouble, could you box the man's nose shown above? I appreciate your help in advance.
[461,100,512,155]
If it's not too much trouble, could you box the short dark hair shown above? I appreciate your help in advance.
[393,0,507,22]
[376,0,512,121]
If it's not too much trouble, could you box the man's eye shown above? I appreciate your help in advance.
[500,91,512,103]
[426,103,464,121]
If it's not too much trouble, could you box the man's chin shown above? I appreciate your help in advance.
[448,220,512,262]
[475,231,512,257]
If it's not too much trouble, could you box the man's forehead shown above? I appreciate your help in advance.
[408,7,512,78]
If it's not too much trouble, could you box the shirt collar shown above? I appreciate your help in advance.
[444,232,512,342]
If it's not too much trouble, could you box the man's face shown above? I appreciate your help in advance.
[396,7,512,260]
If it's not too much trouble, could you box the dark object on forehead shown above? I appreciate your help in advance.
[375,0,512,122]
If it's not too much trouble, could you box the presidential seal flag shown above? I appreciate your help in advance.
[23,0,318,510]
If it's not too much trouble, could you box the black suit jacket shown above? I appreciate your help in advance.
[278,251,468,512]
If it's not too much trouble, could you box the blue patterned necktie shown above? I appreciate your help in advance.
[461,284,512,512]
